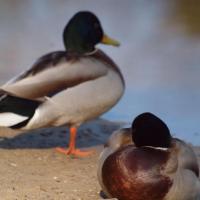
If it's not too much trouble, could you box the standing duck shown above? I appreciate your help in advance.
[0,11,124,157]
[98,113,200,200]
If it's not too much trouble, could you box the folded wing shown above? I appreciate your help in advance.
[1,51,108,99]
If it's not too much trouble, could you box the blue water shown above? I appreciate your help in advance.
[104,87,200,145]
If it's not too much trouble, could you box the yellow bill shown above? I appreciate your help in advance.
[101,34,120,46]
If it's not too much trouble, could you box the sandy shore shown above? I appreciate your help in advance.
[0,119,123,200]
[0,119,199,200]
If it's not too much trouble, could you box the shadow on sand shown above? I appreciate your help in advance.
[0,119,124,149]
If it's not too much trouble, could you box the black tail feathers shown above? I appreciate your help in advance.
[0,90,41,128]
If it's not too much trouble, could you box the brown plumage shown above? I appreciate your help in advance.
[98,113,200,200]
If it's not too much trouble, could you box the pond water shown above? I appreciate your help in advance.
[0,0,200,144]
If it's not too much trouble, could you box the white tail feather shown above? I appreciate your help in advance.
[0,112,28,127]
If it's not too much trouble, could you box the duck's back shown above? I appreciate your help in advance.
[2,51,113,99]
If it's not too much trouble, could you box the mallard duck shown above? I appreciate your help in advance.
[0,11,124,157]
[98,113,200,200]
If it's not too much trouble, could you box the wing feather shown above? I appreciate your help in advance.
[1,51,108,99]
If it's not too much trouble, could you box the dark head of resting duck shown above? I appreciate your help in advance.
[63,11,119,55]
[99,113,200,200]
[132,112,172,148]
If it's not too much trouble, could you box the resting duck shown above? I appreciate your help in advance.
[0,11,124,157]
[98,113,200,200]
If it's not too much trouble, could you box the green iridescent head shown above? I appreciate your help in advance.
[63,11,120,54]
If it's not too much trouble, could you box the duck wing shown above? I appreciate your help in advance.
[1,51,108,99]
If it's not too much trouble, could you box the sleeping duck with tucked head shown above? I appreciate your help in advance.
[0,11,124,157]
[98,112,200,200]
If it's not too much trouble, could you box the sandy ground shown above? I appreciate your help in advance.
[0,119,123,200]
[0,119,199,200]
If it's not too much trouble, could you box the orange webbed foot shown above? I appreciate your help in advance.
[56,147,94,157]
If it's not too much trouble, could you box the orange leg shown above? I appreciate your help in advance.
[56,127,94,157]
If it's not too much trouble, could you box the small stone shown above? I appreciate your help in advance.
[10,163,17,167]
